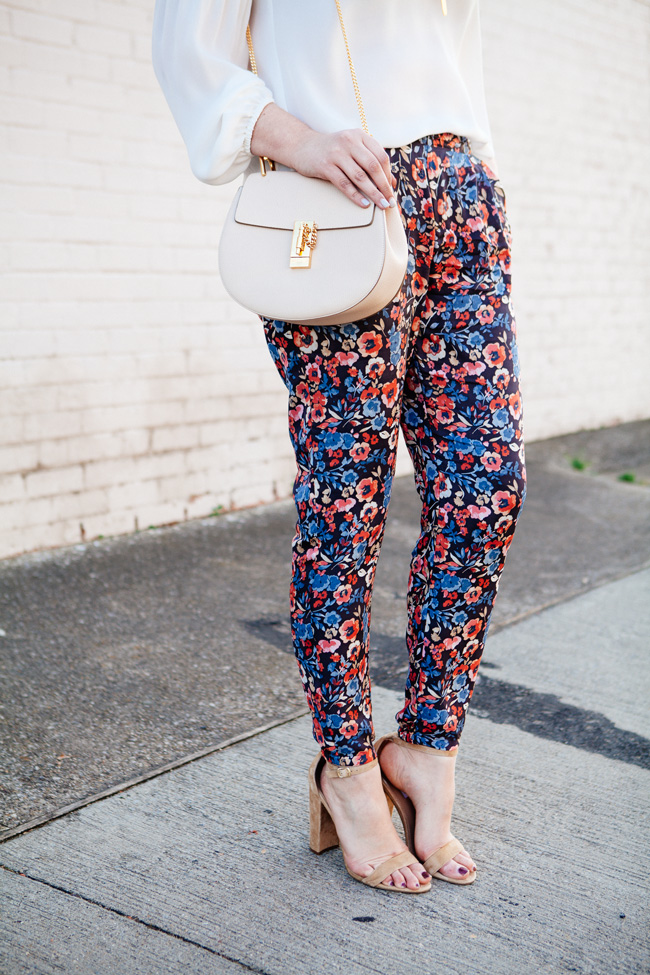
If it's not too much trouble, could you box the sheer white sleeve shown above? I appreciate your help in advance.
[152,0,275,184]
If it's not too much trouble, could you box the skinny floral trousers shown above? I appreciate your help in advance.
[263,132,526,767]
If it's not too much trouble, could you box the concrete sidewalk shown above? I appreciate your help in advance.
[1,421,649,974]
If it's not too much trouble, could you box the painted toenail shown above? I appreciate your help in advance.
[422,872,431,879]
[458,867,468,875]
[401,882,406,887]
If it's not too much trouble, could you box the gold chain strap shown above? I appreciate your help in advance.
[333,0,368,135]
[245,25,257,75]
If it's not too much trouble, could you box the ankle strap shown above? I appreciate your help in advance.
[323,757,379,778]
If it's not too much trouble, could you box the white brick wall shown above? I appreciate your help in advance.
[482,0,650,438]
[1,0,649,560]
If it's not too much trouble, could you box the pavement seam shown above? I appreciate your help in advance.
[0,863,272,975]
[487,558,650,636]
[0,708,308,845]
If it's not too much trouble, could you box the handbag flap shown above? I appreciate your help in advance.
[234,170,376,231]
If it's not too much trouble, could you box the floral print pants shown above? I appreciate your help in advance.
[263,132,526,766]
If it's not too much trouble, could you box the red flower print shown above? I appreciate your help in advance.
[433,472,452,499]
[437,193,452,220]
[381,379,399,408]
[293,329,317,352]
[360,385,380,403]
[466,215,486,233]
[463,619,482,640]
[443,228,457,248]
[444,715,458,733]
[335,351,358,366]
[435,394,455,423]
[492,490,517,513]
[356,478,378,502]
[489,395,507,411]
[360,501,379,522]
[411,157,426,184]
[434,534,450,559]
[422,335,445,361]
[358,332,383,357]
[318,639,341,653]
[484,342,506,367]
[333,585,353,605]
[440,636,461,653]
[333,497,356,512]
[306,363,321,383]
[367,359,386,381]
[508,391,522,418]
[481,452,502,472]
[412,272,427,294]
[350,442,371,462]
[341,719,359,739]
[467,504,491,520]
[339,619,360,642]
[476,305,495,324]
[441,255,462,284]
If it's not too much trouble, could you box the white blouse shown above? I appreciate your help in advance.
[152,0,498,186]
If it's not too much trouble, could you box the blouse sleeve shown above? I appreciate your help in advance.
[152,0,275,185]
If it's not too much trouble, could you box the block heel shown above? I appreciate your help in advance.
[307,753,431,893]
[309,774,339,853]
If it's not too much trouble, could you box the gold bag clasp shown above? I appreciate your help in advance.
[290,220,318,269]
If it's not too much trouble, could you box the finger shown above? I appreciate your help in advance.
[338,154,395,210]
[363,134,393,189]
[351,143,394,204]
[327,166,374,208]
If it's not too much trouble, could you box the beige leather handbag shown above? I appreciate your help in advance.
[218,1,408,328]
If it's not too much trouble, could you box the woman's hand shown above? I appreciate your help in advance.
[250,103,397,210]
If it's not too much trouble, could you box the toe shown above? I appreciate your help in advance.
[456,849,476,872]
[437,859,466,880]
[397,864,425,890]
[437,854,475,880]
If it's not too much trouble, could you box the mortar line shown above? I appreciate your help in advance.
[0,708,308,844]
[1,862,271,974]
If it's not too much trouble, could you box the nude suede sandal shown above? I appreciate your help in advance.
[308,753,432,893]
[375,734,476,886]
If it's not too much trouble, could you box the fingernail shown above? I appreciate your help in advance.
[458,867,468,875]
[360,197,371,207]
[388,197,397,208]
[379,198,389,209]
